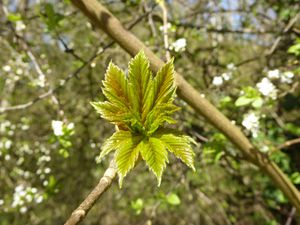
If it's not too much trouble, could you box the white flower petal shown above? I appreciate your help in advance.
[51,120,64,136]
[267,69,280,79]
[170,38,186,52]
[256,78,277,99]
[212,76,223,86]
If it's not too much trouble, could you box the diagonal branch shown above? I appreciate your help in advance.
[64,160,117,225]
[70,0,300,216]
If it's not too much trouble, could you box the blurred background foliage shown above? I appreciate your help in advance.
[0,0,300,224]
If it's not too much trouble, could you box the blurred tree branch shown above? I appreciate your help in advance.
[279,138,300,150]
[0,4,156,114]
[158,0,171,60]
[68,0,300,221]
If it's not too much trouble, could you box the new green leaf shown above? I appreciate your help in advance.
[92,50,196,187]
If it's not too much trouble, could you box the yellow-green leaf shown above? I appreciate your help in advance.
[114,133,143,187]
[154,129,196,171]
[92,50,196,188]
[102,62,130,108]
[139,137,169,186]
[128,50,152,119]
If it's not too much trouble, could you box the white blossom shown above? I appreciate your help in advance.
[35,195,43,203]
[256,78,277,99]
[90,62,96,68]
[15,185,24,193]
[267,69,280,79]
[212,76,223,86]
[12,185,25,207]
[67,122,74,130]
[51,120,64,136]
[227,63,236,71]
[15,21,26,31]
[90,142,96,148]
[281,71,294,84]
[12,185,43,209]
[25,194,33,202]
[221,72,232,81]
[59,79,66,86]
[31,188,37,193]
[261,146,270,153]
[267,70,294,84]
[20,206,27,214]
[159,22,171,31]
[2,65,11,72]
[0,199,4,205]
[242,112,260,137]
[4,139,12,149]
[16,68,23,75]
[44,167,51,174]
[170,38,186,52]
[4,154,11,161]
[36,75,46,88]
[21,124,29,130]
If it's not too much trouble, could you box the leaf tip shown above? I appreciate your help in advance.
[118,175,124,188]
[157,176,162,187]
[191,165,196,172]
[95,155,102,164]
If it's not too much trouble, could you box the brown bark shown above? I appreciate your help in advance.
[64,160,117,225]
[65,0,300,223]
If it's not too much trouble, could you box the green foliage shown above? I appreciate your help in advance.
[165,193,181,206]
[235,86,263,108]
[202,133,227,163]
[288,38,300,57]
[283,123,300,136]
[7,13,22,22]
[2,0,300,223]
[290,172,300,185]
[131,198,144,215]
[41,3,64,31]
[91,51,195,187]
[49,121,75,158]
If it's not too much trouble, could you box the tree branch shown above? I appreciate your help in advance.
[278,138,300,150]
[0,5,155,114]
[266,13,300,55]
[159,0,171,60]
[70,0,300,216]
[64,160,117,225]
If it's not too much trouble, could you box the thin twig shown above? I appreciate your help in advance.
[278,138,300,150]
[285,207,296,225]
[144,1,157,37]
[229,13,299,68]
[0,1,61,115]
[0,5,156,114]
[64,160,117,225]
[56,34,87,63]
[159,0,171,61]
[267,13,300,56]
[170,21,277,34]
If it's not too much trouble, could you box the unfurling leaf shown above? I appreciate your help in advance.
[92,50,196,187]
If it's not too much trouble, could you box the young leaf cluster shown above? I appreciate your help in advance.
[91,50,195,187]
